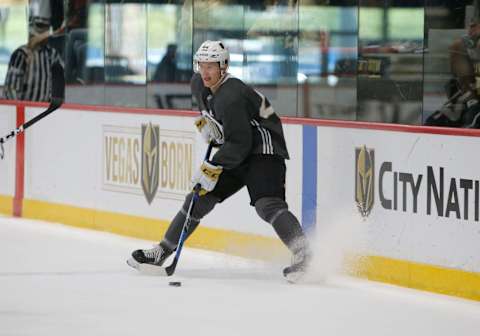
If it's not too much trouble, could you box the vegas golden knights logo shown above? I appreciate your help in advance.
[141,123,160,204]
[355,146,374,217]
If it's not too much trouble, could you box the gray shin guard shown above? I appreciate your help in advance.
[255,197,307,253]
[163,192,219,249]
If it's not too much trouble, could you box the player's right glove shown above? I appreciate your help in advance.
[191,161,223,195]
[194,111,224,145]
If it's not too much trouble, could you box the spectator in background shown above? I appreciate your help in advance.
[426,16,480,128]
[152,44,180,108]
[152,44,178,82]
[3,16,63,102]
[63,0,88,84]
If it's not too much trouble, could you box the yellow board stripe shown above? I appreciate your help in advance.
[22,198,287,261]
[353,255,480,301]
[0,194,13,215]
[14,198,480,302]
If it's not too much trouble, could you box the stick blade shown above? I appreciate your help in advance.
[126,258,169,276]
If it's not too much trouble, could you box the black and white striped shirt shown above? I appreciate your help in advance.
[3,43,63,102]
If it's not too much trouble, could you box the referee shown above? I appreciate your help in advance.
[3,16,63,102]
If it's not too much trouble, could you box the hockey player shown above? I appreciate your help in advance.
[128,40,311,281]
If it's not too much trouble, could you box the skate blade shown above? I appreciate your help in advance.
[126,258,168,276]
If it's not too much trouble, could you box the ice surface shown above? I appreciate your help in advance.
[0,216,479,336]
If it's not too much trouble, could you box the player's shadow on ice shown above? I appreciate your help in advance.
[176,266,282,282]
[174,268,336,288]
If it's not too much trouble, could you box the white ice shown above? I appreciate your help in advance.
[0,216,479,336]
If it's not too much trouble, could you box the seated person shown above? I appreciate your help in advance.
[426,18,480,128]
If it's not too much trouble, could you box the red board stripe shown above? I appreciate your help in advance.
[13,105,25,217]
[2,99,480,137]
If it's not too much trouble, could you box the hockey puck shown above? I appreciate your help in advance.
[169,281,182,287]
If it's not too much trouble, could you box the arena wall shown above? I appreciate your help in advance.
[0,100,479,301]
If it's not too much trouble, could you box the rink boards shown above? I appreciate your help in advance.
[0,104,16,215]
[0,101,479,300]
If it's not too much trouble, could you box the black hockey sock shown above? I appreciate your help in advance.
[271,210,307,253]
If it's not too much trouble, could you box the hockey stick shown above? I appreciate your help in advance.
[0,61,65,160]
[164,142,214,276]
[128,142,214,276]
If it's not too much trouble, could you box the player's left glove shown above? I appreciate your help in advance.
[191,161,223,195]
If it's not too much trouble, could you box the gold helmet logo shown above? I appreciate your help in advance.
[355,146,374,217]
[141,123,160,204]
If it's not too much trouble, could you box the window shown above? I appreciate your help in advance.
[2,0,478,128]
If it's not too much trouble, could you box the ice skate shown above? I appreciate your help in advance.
[127,242,173,275]
[283,247,311,283]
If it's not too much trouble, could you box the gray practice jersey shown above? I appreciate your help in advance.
[191,72,289,169]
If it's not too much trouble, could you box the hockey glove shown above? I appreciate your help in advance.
[191,161,223,195]
[194,112,224,145]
